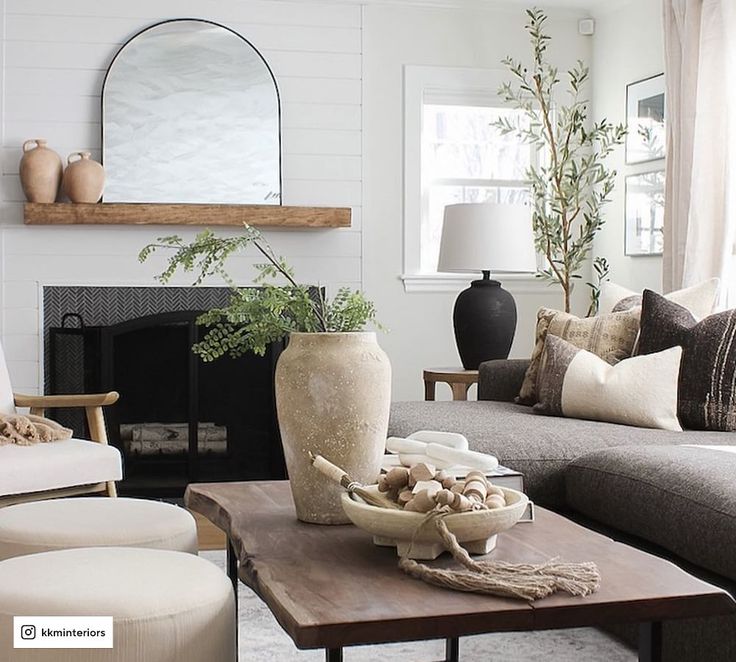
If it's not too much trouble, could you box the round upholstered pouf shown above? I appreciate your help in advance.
[0,497,198,561]
[0,547,235,662]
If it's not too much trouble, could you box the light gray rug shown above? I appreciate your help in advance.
[201,551,636,661]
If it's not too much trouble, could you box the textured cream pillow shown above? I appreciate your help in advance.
[517,307,641,405]
[598,278,720,319]
[534,335,683,431]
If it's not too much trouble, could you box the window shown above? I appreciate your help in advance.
[403,66,539,292]
[421,103,532,273]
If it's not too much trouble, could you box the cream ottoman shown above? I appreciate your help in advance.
[0,547,235,661]
[0,497,198,561]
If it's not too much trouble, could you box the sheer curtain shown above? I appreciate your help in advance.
[662,0,736,305]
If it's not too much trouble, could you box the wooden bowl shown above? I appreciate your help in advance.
[341,486,529,560]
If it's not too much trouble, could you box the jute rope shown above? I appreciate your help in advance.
[398,511,601,601]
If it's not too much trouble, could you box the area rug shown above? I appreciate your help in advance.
[201,551,635,661]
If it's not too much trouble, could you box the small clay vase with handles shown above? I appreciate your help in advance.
[62,152,105,203]
[19,139,63,203]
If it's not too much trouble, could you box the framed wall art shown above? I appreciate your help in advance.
[626,74,665,164]
[625,169,665,256]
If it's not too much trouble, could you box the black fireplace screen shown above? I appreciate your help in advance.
[47,310,285,497]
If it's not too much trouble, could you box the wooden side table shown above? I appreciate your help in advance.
[423,367,479,401]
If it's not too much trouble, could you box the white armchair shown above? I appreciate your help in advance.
[0,347,122,507]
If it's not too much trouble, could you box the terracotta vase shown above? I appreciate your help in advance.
[19,139,63,203]
[275,332,392,524]
[62,152,105,203]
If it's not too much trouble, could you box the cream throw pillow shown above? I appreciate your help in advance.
[517,307,641,405]
[534,335,683,431]
[598,278,720,319]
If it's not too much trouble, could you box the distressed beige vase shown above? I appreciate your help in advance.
[275,332,391,524]
[19,139,62,203]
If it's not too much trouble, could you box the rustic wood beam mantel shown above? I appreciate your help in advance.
[23,202,351,228]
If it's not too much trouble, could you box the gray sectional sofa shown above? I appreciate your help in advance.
[388,359,736,662]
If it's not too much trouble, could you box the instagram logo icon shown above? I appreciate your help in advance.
[20,625,36,640]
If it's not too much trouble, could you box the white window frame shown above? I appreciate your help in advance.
[402,65,544,294]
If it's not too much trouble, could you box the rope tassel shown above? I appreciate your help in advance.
[399,515,601,602]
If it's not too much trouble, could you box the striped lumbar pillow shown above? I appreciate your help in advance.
[637,290,736,431]
[534,334,683,431]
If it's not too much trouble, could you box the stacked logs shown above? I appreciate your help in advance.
[377,463,507,513]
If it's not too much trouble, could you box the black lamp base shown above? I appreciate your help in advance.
[452,273,517,370]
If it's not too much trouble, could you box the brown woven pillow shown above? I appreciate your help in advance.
[517,307,641,405]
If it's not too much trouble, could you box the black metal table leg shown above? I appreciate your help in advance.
[227,539,239,606]
[227,539,239,658]
[325,648,343,661]
[444,637,460,662]
[639,622,662,662]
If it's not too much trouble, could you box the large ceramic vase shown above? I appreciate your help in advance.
[275,332,391,524]
[19,139,62,203]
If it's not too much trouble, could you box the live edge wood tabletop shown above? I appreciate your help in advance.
[185,481,734,662]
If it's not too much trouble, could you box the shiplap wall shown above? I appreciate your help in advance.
[0,0,363,393]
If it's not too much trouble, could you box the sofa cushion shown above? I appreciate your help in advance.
[566,445,736,582]
[0,438,122,496]
[389,401,736,508]
[535,335,682,431]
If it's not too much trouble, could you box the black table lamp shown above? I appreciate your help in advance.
[438,203,537,370]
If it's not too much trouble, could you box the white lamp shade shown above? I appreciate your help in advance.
[437,203,538,274]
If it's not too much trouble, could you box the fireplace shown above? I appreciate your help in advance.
[44,286,286,497]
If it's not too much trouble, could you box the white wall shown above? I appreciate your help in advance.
[0,0,363,394]
[0,0,640,403]
[591,0,664,291]
[362,3,592,400]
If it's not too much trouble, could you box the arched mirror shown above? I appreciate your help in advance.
[102,19,281,205]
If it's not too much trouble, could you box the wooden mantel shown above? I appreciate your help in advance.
[23,202,351,228]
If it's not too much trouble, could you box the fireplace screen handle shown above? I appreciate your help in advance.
[61,313,84,329]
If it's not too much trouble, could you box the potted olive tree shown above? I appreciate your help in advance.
[140,227,389,525]
[494,8,626,313]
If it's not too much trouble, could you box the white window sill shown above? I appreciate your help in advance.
[400,273,553,294]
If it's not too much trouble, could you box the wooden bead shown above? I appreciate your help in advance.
[410,462,437,484]
[485,494,506,509]
[412,480,442,497]
[486,485,505,499]
[436,489,474,512]
[404,489,437,513]
[450,482,465,494]
[435,470,456,489]
[385,466,410,489]
[397,488,413,506]
[465,470,488,485]
[463,479,487,502]
[377,475,391,493]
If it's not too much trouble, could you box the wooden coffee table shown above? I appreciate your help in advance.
[185,481,735,662]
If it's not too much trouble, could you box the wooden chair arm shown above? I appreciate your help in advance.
[14,392,119,408]
[14,392,119,447]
